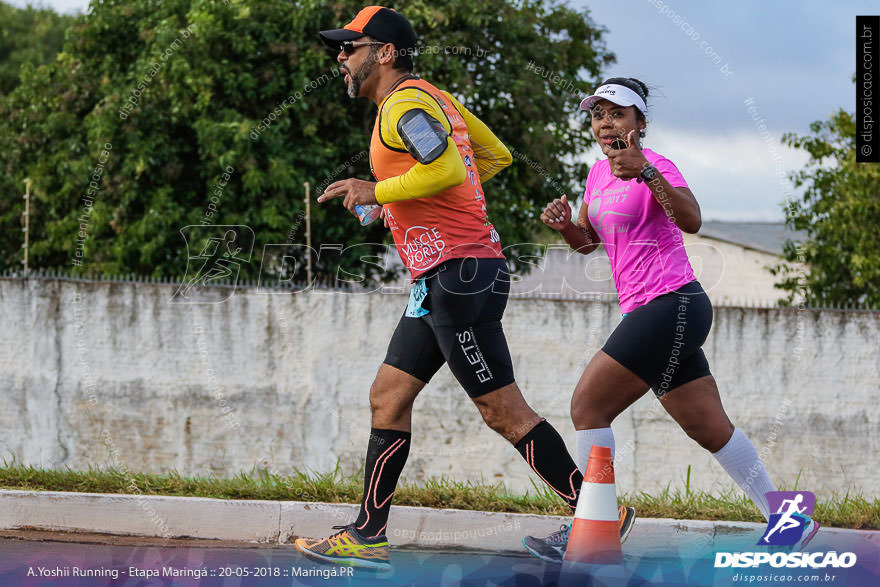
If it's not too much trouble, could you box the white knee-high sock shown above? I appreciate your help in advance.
[576,427,615,474]
[712,428,776,520]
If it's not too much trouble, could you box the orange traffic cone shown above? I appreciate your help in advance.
[564,445,623,564]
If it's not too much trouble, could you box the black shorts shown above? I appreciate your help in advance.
[383,257,515,398]
[602,280,713,397]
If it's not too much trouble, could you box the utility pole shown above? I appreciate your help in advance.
[304,182,312,287]
[22,178,30,275]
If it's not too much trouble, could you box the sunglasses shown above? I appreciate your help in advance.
[340,41,385,55]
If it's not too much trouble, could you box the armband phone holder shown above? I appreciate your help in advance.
[398,109,448,164]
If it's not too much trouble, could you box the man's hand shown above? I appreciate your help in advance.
[603,130,649,181]
[540,194,573,232]
[317,178,378,218]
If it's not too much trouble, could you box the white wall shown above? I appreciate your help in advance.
[0,277,877,500]
[383,235,796,306]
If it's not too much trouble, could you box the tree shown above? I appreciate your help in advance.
[0,0,613,284]
[774,109,880,306]
[0,2,73,96]
[0,2,74,273]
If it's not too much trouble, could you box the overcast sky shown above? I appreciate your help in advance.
[575,0,870,221]
[9,0,870,220]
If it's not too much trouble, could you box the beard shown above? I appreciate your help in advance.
[347,48,378,98]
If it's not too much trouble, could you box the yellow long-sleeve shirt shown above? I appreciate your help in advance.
[374,88,513,205]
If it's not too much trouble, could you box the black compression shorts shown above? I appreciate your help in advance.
[383,257,515,398]
[602,280,713,397]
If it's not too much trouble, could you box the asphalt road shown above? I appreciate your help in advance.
[0,531,561,587]
[1,529,876,586]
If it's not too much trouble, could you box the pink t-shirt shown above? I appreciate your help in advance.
[584,148,696,313]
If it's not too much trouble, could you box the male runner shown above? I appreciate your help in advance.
[293,6,633,569]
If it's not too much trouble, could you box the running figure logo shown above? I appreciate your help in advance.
[173,225,254,303]
[758,491,816,546]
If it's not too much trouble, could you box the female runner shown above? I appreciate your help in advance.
[522,77,816,562]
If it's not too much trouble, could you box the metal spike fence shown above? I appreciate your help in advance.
[0,267,353,294]
[0,269,878,311]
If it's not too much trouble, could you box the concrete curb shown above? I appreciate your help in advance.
[1,490,876,554]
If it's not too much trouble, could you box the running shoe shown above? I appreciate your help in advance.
[618,504,636,543]
[294,523,391,570]
[522,505,636,563]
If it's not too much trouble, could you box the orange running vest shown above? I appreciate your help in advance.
[370,78,504,279]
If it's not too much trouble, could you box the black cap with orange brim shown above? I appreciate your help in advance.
[319,6,417,52]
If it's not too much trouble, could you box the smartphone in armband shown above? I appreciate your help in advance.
[398,110,448,164]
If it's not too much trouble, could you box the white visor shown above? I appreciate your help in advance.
[579,84,647,115]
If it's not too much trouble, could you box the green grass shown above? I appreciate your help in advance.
[0,464,877,530]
